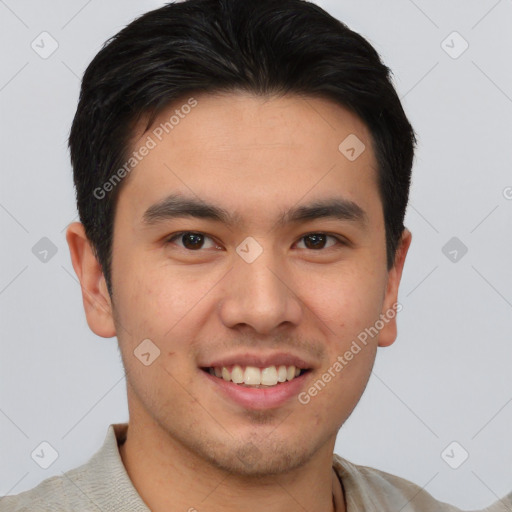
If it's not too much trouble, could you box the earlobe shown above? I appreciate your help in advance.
[377,228,412,348]
[65,222,116,338]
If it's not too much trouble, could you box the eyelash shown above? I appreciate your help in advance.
[164,231,348,252]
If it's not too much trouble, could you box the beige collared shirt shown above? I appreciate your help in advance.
[1,423,510,512]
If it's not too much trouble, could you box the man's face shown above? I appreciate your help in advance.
[105,92,408,475]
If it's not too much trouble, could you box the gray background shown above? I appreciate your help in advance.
[1,0,511,509]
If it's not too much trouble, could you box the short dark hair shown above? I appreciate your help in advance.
[69,0,417,296]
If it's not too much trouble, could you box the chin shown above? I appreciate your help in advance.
[198,434,321,477]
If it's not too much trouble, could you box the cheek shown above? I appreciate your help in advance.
[112,256,183,331]
[307,266,385,339]
[113,266,201,405]
[300,342,377,431]
[113,259,223,361]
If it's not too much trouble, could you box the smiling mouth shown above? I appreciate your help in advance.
[201,365,310,388]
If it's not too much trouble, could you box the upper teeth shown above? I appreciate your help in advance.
[209,365,302,387]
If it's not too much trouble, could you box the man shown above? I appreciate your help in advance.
[2,0,510,510]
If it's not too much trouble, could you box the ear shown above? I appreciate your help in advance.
[377,228,412,348]
[65,222,116,338]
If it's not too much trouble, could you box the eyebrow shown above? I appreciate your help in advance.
[142,193,369,230]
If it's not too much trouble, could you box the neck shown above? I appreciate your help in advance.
[118,417,345,512]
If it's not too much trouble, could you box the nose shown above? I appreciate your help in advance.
[217,247,303,334]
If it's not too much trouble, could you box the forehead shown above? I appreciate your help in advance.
[117,91,382,231]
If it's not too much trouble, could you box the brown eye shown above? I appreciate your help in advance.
[166,232,219,251]
[181,233,204,250]
[296,233,341,250]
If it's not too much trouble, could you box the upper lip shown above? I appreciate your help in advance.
[200,352,315,370]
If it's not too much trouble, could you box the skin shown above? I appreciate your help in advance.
[66,91,412,512]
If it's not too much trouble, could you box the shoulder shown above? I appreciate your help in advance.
[333,453,464,511]
[0,463,89,512]
[479,492,512,512]
[0,423,128,512]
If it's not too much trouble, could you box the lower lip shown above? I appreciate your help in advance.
[200,369,310,410]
